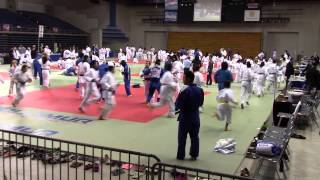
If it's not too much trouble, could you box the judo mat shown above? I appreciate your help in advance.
[0,64,275,175]
[0,84,168,123]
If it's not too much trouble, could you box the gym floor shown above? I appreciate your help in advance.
[0,63,275,175]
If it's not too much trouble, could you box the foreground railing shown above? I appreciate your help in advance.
[0,129,160,180]
[0,129,255,180]
[151,163,254,180]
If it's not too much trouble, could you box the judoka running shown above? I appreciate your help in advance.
[41,56,50,88]
[214,81,238,131]
[239,61,254,109]
[255,62,267,97]
[12,65,33,107]
[150,63,177,118]
[79,60,101,112]
[8,60,18,96]
[77,55,90,98]
[98,62,118,120]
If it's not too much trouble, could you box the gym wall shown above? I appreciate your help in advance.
[167,32,262,57]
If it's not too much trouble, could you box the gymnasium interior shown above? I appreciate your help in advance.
[0,0,320,180]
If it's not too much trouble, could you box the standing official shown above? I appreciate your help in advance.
[175,71,204,160]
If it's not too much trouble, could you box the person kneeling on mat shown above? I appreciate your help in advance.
[98,62,118,120]
[214,81,238,131]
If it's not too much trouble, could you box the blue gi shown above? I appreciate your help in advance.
[122,64,131,96]
[33,55,43,85]
[147,65,163,103]
[214,69,233,90]
[99,63,109,78]
[142,66,151,101]
[175,84,204,160]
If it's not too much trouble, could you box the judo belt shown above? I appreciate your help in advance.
[258,73,265,75]
[79,74,84,76]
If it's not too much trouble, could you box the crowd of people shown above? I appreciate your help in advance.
[4,44,320,161]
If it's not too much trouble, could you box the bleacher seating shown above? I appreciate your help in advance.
[0,9,89,53]
[18,11,85,34]
[0,9,36,28]
[0,34,88,53]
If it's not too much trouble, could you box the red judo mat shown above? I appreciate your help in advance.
[0,72,10,81]
[0,85,169,123]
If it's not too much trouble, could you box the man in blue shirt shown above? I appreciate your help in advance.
[175,70,204,160]
[214,61,233,90]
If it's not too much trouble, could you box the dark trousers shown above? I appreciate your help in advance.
[124,79,131,96]
[76,80,80,89]
[206,72,212,85]
[147,82,160,103]
[177,123,200,159]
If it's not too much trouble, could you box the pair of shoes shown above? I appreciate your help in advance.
[70,161,83,168]
[84,163,99,172]
[240,168,250,177]
[241,104,244,109]
[111,168,125,176]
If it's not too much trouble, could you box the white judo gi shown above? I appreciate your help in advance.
[216,88,237,124]
[99,71,118,119]
[9,65,19,96]
[77,61,90,98]
[12,70,32,106]
[240,67,254,105]
[41,61,51,87]
[267,63,278,93]
[194,71,205,112]
[79,68,101,109]
[255,66,267,97]
[151,71,177,117]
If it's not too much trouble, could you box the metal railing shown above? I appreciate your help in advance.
[0,129,256,180]
[151,163,255,180]
[0,129,160,180]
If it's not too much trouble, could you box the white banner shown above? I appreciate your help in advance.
[38,25,44,38]
[244,10,260,22]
